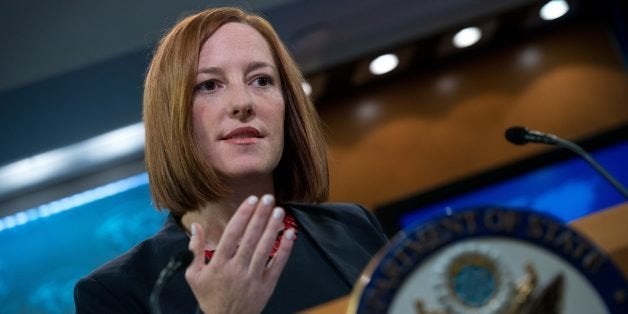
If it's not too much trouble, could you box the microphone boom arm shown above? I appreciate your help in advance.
[554,137,628,199]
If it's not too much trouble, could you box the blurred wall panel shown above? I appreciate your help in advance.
[319,21,628,209]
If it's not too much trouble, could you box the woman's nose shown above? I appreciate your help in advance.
[229,103,254,121]
[227,87,255,121]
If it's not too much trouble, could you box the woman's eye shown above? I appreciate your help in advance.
[196,80,217,92]
[254,76,273,87]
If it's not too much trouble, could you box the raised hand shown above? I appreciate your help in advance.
[185,195,295,314]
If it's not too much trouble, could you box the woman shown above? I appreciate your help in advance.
[74,7,387,313]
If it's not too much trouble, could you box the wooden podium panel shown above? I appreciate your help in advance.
[303,203,628,314]
[570,202,628,276]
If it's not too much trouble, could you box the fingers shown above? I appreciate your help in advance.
[248,206,286,274]
[211,194,294,280]
[186,223,206,277]
[213,195,258,262]
[264,228,296,282]
[235,194,276,264]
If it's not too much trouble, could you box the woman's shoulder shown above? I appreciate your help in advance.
[286,202,369,217]
[286,202,388,243]
[286,202,380,226]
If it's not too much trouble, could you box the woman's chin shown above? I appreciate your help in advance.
[216,158,279,179]
[219,167,274,182]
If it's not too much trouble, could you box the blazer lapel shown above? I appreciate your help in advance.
[290,206,365,287]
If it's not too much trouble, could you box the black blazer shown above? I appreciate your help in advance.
[74,203,388,313]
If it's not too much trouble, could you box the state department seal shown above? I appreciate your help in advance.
[348,206,627,314]
[430,244,514,314]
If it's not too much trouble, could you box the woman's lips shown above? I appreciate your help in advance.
[222,126,263,144]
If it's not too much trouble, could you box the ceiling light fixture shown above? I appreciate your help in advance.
[369,53,399,75]
[540,0,570,21]
[453,27,482,48]
[0,122,145,199]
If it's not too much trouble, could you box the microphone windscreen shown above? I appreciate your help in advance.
[505,126,529,145]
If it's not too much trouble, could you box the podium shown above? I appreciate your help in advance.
[304,203,628,313]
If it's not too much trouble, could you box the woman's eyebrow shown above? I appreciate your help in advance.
[196,62,276,78]
[197,66,223,76]
[246,61,277,74]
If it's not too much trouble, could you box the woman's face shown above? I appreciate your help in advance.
[192,22,285,181]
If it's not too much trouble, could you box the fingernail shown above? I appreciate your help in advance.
[191,223,197,236]
[262,194,274,205]
[272,207,284,219]
[285,228,295,240]
[247,195,258,205]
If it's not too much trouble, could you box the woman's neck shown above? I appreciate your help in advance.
[180,174,275,249]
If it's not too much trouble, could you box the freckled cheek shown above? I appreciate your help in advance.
[268,104,286,140]
[191,105,216,152]
[275,110,286,157]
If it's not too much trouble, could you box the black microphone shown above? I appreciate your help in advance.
[505,126,559,145]
[149,250,194,314]
[505,126,628,199]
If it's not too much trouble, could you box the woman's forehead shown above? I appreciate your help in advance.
[198,23,275,69]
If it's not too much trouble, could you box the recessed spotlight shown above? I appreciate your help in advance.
[369,53,399,75]
[301,81,312,96]
[453,27,482,48]
[540,0,569,21]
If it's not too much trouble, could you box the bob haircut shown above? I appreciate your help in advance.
[143,7,329,216]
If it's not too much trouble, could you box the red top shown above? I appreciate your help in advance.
[204,211,297,262]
